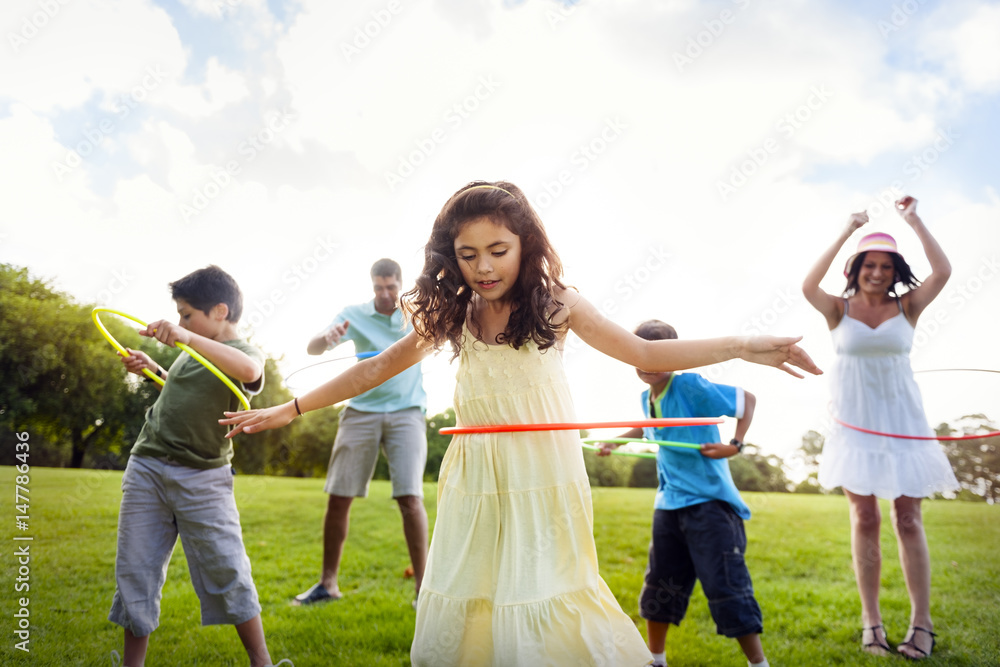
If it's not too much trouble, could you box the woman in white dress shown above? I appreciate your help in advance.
[802,195,958,660]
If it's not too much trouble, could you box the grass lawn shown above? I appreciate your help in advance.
[2,467,998,666]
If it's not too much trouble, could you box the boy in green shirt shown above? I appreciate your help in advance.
[108,266,285,667]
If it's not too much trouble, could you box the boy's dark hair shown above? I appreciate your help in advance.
[371,258,402,281]
[843,252,920,297]
[403,180,567,360]
[169,265,243,322]
[634,319,678,341]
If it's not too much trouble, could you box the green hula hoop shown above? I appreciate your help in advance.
[581,438,702,458]
[581,443,656,459]
[92,308,251,411]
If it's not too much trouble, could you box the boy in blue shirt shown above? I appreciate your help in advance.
[109,266,287,667]
[599,319,769,667]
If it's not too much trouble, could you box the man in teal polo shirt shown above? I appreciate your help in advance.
[295,258,428,606]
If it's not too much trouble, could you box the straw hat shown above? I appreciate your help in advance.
[843,232,902,277]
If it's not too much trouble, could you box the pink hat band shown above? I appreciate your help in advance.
[855,232,898,254]
[844,232,901,276]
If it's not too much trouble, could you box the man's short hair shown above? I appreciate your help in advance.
[371,258,402,281]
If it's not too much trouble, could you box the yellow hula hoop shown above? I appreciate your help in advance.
[92,308,251,411]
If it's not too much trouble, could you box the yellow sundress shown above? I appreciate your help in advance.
[411,326,650,666]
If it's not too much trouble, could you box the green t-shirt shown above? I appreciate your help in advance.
[131,339,265,469]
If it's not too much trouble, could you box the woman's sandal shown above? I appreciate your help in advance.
[898,626,937,660]
[862,624,893,656]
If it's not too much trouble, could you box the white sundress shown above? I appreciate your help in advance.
[819,302,959,499]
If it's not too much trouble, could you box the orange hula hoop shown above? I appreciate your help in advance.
[439,418,723,435]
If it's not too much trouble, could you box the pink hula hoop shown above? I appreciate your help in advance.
[832,416,999,442]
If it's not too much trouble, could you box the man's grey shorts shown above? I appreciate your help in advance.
[108,455,261,637]
[324,406,427,498]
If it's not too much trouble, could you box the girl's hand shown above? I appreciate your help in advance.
[846,211,869,234]
[741,336,823,378]
[700,443,738,459]
[895,195,919,225]
[142,320,192,348]
[119,348,156,377]
[220,402,298,438]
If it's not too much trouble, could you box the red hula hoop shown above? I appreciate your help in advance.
[439,418,723,435]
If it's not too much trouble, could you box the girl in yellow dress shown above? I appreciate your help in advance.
[222,181,821,666]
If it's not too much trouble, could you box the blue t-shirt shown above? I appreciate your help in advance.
[331,301,426,413]
[642,373,751,519]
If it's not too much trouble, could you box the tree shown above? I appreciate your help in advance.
[232,355,299,474]
[937,415,999,503]
[796,429,825,470]
[277,405,343,478]
[792,476,824,494]
[628,457,658,488]
[583,449,637,487]
[0,264,171,468]
[1,263,294,472]
[728,443,791,492]
[791,429,827,494]
[423,408,456,481]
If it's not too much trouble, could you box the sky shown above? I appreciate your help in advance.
[2,0,999,473]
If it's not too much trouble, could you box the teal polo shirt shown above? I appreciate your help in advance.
[331,301,426,413]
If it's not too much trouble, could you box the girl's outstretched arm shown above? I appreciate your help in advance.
[220,329,428,437]
[897,196,951,323]
[801,211,868,330]
[559,289,822,378]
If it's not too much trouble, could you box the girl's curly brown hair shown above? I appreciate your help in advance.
[402,180,568,360]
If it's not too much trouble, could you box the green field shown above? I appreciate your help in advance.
[2,467,998,666]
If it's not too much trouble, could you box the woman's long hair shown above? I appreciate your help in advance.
[402,180,568,359]
[843,251,921,297]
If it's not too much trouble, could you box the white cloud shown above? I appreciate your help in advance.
[924,3,1000,93]
[178,0,233,18]
[2,0,187,112]
[178,0,270,20]
[0,103,100,225]
[158,57,250,117]
[596,1,964,167]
